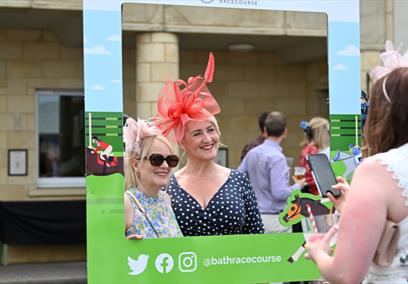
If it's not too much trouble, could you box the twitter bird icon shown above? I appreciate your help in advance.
[128,254,149,275]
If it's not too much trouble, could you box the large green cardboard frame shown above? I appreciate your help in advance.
[83,0,361,283]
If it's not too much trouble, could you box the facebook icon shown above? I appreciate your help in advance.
[155,253,174,273]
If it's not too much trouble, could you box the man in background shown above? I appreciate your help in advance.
[239,111,305,233]
[240,111,269,161]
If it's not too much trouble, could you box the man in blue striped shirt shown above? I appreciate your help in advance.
[238,111,305,233]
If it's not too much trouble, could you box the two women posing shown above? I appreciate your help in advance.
[124,53,264,239]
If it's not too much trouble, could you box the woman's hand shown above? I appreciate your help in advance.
[328,176,349,213]
[304,226,337,261]
[126,234,144,240]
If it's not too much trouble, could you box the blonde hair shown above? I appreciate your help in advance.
[208,115,221,135]
[300,117,329,149]
[124,135,174,191]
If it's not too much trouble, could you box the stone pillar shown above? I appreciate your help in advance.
[135,32,179,118]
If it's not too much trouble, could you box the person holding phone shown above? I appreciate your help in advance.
[307,154,341,198]
[123,117,182,239]
[155,53,264,236]
[305,41,408,284]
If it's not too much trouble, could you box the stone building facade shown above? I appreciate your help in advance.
[0,0,397,263]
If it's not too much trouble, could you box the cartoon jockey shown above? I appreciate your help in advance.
[92,136,113,163]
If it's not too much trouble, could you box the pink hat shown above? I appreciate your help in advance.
[123,117,161,155]
[155,52,221,143]
[370,40,408,103]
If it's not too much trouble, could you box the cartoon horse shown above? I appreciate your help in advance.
[283,191,337,264]
[282,194,330,223]
[86,147,120,176]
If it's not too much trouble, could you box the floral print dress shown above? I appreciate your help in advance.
[125,187,183,238]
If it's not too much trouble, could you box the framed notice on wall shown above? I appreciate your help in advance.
[8,149,28,176]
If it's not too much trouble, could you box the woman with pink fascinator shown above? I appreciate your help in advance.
[123,117,182,239]
[156,53,264,236]
[305,41,408,283]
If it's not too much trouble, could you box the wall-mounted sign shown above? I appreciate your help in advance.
[8,149,28,176]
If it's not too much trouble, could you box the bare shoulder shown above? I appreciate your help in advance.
[124,193,132,205]
[351,157,400,203]
[352,158,392,187]
[124,192,134,227]
[354,157,384,176]
[173,167,186,181]
[215,164,232,178]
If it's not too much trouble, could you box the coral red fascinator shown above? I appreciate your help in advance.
[156,52,221,143]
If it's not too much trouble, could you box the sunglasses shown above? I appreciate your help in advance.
[144,154,179,168]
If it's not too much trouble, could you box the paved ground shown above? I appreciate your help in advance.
[0,261,86,284]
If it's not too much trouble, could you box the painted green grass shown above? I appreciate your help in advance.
[86,174,320,283]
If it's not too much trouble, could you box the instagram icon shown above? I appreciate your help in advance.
[178,252,197,272]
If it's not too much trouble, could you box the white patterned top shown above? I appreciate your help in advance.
[364,143,408,284]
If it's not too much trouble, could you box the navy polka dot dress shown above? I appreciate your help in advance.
[167,170,265,236]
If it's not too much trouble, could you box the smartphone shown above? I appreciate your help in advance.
[307,154,341,198]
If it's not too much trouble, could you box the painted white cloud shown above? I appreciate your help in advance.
[337,44,360,56]
[107,34,121,42]
[333,64,348,70]
[84,45,111,55]
[111,80,121,84]
[91,84,106,91]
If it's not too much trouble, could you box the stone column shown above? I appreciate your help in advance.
[135,32,179,118]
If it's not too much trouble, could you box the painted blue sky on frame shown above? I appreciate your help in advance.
[83,0,360,114]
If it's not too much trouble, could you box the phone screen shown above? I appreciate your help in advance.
[307,154,341,197]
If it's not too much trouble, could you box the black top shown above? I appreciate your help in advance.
[167,170,264,236]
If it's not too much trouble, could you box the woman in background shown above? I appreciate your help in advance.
[298,117,330,195]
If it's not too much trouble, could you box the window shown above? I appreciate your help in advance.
[37,90,85,188]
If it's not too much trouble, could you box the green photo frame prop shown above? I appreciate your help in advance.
[83,1,361,283]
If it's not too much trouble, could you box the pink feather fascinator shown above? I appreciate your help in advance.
[369,41,408,103]
[370,40,408,81]
[123,117,161,155]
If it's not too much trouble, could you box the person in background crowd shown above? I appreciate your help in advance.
[298,117,330,195]
[240,111,269,161]
[239,111,305,234]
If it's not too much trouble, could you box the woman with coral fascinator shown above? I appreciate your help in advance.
[155,52,264,237]
[305,41,408,283]
[123,117,182,239]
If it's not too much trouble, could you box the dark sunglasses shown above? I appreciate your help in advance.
[145,154,179,168]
